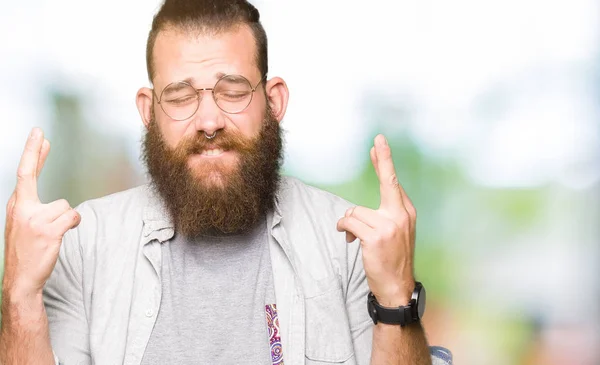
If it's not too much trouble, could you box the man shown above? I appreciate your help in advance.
[0,1,451,364]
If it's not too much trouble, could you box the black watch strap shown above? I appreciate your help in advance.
[369,293,414,327]
[367,282,424,326]
[367,292,414,326]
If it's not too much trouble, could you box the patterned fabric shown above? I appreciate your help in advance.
[265,304,284,365]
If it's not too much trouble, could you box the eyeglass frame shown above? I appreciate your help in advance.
[152,74,267,121]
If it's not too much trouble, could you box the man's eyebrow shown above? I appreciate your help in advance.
[179,72,227,86]
[162,82,191,94]
[181,76,196,85]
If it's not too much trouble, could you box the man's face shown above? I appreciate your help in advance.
[151,25,268,187]
[139,25,286,237]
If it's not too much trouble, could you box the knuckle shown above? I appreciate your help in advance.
[409,206,417,219]
[389,174,400,188]
[57,199,71,211]
[398,212,410,226]
[16,167,32,180]
[371,233,384,244]
[345,207,353,217]
[383,222,397,238]
[27,217,45,235]
[22,145,35,156]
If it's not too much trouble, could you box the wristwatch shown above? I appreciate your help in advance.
[367,282,426,326]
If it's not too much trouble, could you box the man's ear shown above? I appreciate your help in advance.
[264,77,289,122]
[136,87,154,128]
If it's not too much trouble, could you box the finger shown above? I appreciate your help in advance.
[344,207,353,218]
[15,128,44,202]
[373,136,415,217]
[373,134,404,212]
[38,199,71,223]
[337,216,373,243]
[51,209,81,235]
[400,186,416,221]
[36,139,51,178]
[370,146,380,177]
[378,164,415,221]
[350,206,386,228]
[344,208,357,242]
[345,232,356,243]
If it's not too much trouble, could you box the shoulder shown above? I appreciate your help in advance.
[275,176,359,270]
[65,185,153,253]
[278,176,355,219]
[74,185,151,217]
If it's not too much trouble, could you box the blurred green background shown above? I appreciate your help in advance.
[1,1,598,364]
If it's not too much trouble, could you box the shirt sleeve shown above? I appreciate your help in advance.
[43,226,92,365]
[345,240,453,365]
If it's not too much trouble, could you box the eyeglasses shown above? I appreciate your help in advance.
[153,74,266,121]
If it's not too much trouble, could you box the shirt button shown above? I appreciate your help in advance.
[145,309,154,317]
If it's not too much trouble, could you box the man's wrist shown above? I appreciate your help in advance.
[1,287,45,322]
[2,277,44,303]
[376,279,415,307]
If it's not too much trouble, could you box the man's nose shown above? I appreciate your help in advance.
[193,90,225,136]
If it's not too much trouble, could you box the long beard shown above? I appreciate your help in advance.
[141,107,283,238]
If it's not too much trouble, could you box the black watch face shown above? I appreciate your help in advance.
[417,286,426,318]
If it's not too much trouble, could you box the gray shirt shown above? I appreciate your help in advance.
[140,220,275,365]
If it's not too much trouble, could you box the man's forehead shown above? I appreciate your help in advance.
[152,25,258,85]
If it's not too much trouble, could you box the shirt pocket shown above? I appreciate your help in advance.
[304,275,355,364]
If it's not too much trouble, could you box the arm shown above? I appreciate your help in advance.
[0,128,81,365]
[370,302,431,365]
[1,228,91,365]
[370,281,430,364]
[345,242,434,365]
[0,291,54,365]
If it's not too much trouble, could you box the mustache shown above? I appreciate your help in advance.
[173,129,255,158]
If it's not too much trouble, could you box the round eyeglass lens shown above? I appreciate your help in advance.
[160,82,199,121]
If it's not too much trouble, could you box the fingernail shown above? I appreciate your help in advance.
[376,134,388,147]
[30,128,40,139]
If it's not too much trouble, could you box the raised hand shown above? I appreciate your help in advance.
[336,134,416,306]
[3,128,81,298]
